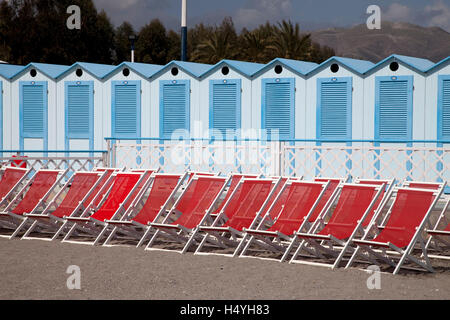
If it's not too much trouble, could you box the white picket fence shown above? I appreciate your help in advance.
[109,140,450,184]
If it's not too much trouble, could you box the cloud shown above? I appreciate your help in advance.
[234,0,293,29]
[383,1,450,32]
[423,0,450,31]
[92,0,176,29]
[383,3,413,22]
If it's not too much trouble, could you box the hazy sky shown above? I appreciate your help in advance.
[92,0,450,32]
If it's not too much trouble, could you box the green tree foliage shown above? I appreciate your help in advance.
[113,22,135,64]
[0,0,115,65]
[0,1,334,66]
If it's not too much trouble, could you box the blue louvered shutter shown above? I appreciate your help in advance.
[262,78,295,140]
[317,78,352,140]
[66,82,92,138]
[160,80,190,139]
[112,81,141,138]
[21,82,47,138]
[376,77,413,141]
[439,78,450,140]
[210,79,241,135]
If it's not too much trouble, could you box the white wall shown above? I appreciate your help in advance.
[1,76,11,151]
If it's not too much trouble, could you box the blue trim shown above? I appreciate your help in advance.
[159,79,191,139]
[64,81,94,152]
[209,79,242,136]
[437,75,450,183]
[19,81,48,152]
[261,78,295,140]
[111,80,141,139]
[437,75,450,141]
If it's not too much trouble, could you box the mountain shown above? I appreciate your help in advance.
[310,21,450,63]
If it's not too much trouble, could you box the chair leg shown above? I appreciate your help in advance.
[10,218,29,239]
[22,220,39,238]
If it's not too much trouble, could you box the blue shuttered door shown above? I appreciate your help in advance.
[317,78,352,140]
[160,80,190,139]
[375,76,413,141]
[438,76,450,140]
[65,81,94,149]
[112,81,141,138]
[210,79,241,136]
[262,78,295,140]
[19,81,48,149]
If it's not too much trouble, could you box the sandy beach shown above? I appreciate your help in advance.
[0,237,449,300]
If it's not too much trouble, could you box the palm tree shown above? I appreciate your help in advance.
[191,31,236,64]
[267,20,312,60]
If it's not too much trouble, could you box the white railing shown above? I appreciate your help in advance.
[0,151,108,173]
[108,139,450,185]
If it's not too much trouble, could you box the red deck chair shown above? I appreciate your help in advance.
[347,185,445,274]
[186,171,218,182]
[0,167,31,208]
[85,168,127,208]
[425,196,450,259]
[13,171,109,240]
[240,180,330,262]
[145,175,229,254]
[211,173,260,217]
[0,169,68,235]
[355,178,396,227]
[402,181,444,190]
[195,178,282,257]
[60,171,151,245]
[101,173,187,247]
[289,183,385,269]
[309,177,346,223]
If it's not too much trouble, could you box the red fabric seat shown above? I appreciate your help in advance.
[166,177,226,229]
[310,178,342,222]
[0,168,27,199]
[264,182,325,236]
[90,173,142,222]
[368,189,435,248]
[11,171,59,215]
[317,185,380,240]
[132,174,181,225]
[51,173,102,219]
[220,180,274,231]
[211,174,258,215]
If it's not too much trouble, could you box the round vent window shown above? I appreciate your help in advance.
[123,68,130,77]
[274,65,283,74]
[171,67,179,76]
[76,68,83,77]
[330,63,340,73]
[390,62,399,72]
[221,66,230,75]
[30,69,37,77]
